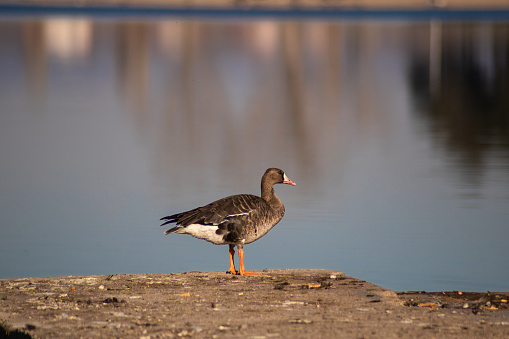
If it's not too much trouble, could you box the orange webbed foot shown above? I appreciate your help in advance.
[236,248,261,276]
[237,270,261,276]
[226,245,237,275]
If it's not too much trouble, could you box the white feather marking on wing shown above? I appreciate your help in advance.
[226,212,250,218]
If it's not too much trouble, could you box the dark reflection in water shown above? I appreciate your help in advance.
[0,18,508,291]
[410,23,509,182]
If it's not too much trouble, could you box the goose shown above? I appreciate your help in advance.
[160,168,296,276]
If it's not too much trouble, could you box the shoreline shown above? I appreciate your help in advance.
[2,0,509,14]
[2,0,509,9]
[2,1,509,23]
[1,269,508,338]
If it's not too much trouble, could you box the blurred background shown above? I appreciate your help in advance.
[0,3,508,292]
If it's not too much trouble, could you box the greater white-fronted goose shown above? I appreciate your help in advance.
[160,168,296,276]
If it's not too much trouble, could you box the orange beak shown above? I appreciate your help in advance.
[283,173,296,186]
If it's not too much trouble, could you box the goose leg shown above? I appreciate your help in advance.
[227,244,237,274]
[237,247,261,276]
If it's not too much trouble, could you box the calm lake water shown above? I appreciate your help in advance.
[1,10,508,292]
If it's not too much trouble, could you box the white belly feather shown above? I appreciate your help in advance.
[175,224,230,245]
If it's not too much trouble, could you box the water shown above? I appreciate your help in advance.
[1,12,508,292]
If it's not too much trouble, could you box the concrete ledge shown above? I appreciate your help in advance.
[1,269,508,338]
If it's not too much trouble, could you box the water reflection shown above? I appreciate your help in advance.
[410,23,509,183]
[0,17,508,291]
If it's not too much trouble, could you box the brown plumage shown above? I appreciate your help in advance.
[160,168,296,276]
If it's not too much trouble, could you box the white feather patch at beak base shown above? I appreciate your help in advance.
[283,173,296,186]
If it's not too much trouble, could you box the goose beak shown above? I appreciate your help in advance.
[283,173,296,186]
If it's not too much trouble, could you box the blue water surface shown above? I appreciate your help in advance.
[0,8,508,292]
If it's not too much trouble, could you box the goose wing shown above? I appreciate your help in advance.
[161,194,266,239]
